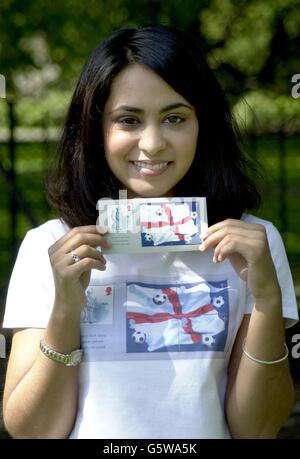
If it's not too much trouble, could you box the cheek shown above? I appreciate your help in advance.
[104,129,136,157]
[176,131,198,158]
[187,125,199,158]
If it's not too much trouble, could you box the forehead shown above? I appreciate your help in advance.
[105,63,188,109]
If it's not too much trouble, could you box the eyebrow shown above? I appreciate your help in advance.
[110,102,193,114]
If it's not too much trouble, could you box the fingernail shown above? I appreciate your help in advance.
[199,243,205,252]
[97,225,108,234]
[96,245,102,253]
[212,256,217,263]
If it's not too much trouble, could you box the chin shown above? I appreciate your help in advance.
[129,186,175,198]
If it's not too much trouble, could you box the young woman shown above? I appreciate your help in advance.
[2,25,298,439]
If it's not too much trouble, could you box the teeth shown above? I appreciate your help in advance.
[133,161,168,170]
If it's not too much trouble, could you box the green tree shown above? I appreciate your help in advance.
[0,0,299,132]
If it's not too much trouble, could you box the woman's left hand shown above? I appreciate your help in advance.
[199,219,281,302]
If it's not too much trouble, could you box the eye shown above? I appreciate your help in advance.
[165,115,185,125]
[117,116,139,126]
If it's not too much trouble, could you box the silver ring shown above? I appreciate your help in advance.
[71,250,81,263]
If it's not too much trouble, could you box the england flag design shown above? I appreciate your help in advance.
[126,281,228,353]
[140,202,200,246]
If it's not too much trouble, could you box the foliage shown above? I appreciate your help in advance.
[0,0,299,132]
[234,91,300,134]
[200,0,300,95]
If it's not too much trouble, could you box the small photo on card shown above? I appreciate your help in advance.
[107,203,133,233]
[81,285,114,324]
[96,196,207,254]
[140,201,201,247]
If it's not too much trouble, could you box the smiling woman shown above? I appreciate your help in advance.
[102,64,199,197]
[1,25,298,440]
[44,25,262,228]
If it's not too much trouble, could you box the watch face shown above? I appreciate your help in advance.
[71,350,83,366]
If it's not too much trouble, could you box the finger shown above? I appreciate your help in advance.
[51,240,108,272]
[51,233,111,260]
[96,225,109,235]
[213,239,249,281]
[202,219,265,240]
[55,256,107,279]
[50,238,109,267]
[213,235,253,263]
[69,245,107,265]
[72,257,107,272]
[215,248,249,282]
[49,226,110,254]
[199,227,259,252]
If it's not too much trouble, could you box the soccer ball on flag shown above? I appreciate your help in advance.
[152,293,168,305]
[132,330,147,344]
[202,335,215,347]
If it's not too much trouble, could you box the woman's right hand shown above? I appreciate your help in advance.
[48,225,111,315]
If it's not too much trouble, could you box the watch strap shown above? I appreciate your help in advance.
[40,336,83,367]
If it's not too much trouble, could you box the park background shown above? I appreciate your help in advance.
[0,0,299,439]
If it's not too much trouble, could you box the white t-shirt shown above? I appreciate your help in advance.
[3,214,298,439]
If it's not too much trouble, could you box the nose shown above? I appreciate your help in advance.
[138,124,166,155]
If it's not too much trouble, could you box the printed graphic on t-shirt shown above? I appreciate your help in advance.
[126,280,228,353]
[81,285,114,324]
[140,201,200,247]
[80,276,232,361]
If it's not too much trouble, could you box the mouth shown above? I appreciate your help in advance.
[130,160,173,176]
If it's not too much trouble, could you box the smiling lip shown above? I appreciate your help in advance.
[130,160,172,176]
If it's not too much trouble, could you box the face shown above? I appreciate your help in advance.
[102,63,199,197]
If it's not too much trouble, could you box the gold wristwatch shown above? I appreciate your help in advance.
[40,337,83,367]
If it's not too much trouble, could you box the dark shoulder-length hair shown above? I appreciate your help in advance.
[46,25,261,227]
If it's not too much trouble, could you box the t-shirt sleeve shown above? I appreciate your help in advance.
[245,222,299,328]
[3,228,55,329]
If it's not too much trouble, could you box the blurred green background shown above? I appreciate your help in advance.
[1,0,299,304]
[0,0,299,438]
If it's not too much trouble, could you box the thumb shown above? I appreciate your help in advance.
[228,253,248,281]
[96,225,108,235]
